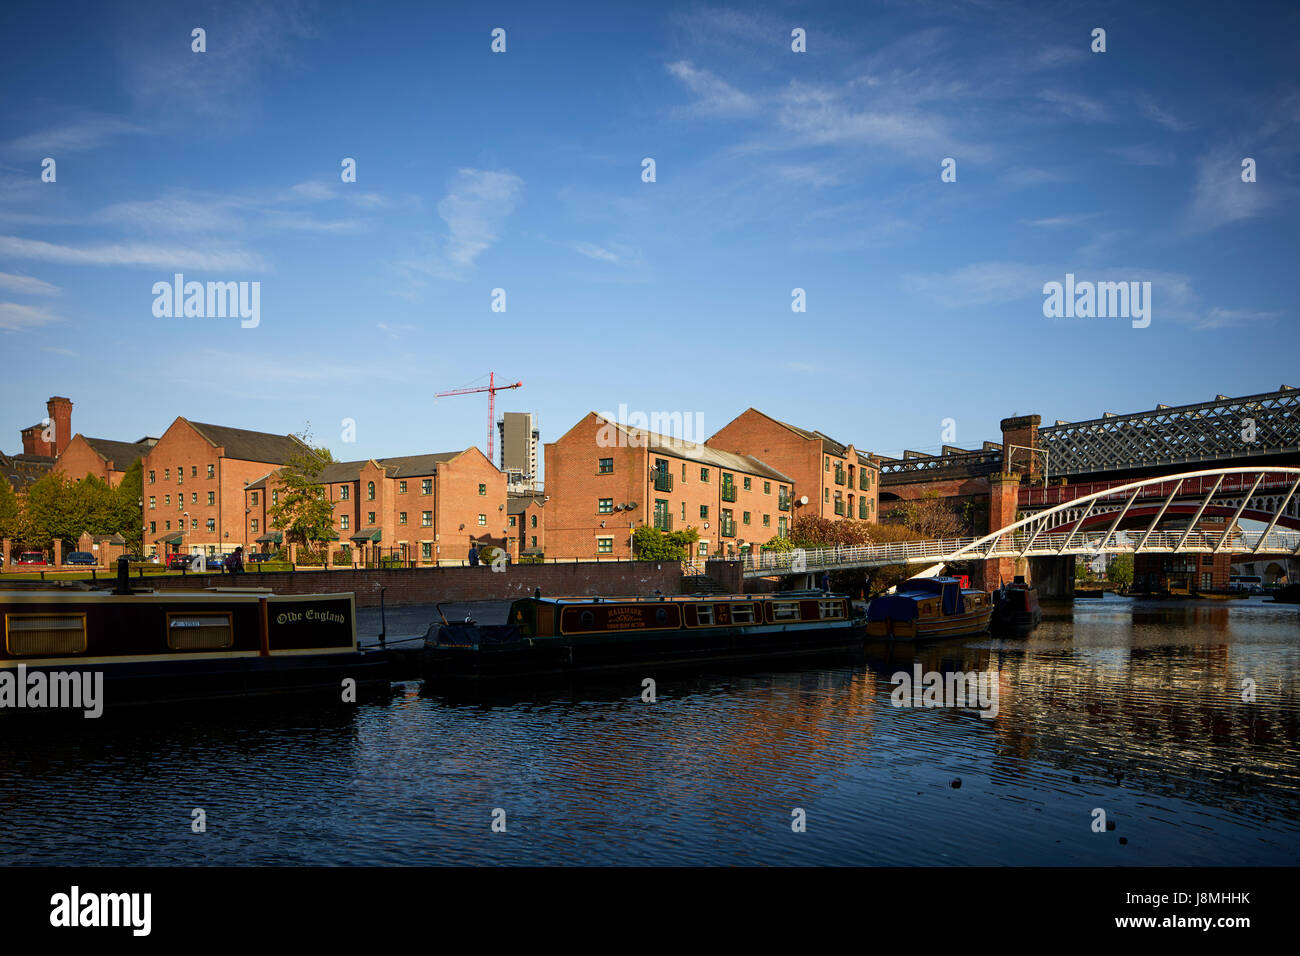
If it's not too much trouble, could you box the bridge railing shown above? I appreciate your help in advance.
[737,529,1300,575]
[1019,470,1300,508]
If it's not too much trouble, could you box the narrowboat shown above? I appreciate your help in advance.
[991,576,1043,636]
[0,565,391,715]
[422,591,861,678]
[865,577,992,642]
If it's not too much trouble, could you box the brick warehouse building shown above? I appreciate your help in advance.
[2,395,74,493]
[244,447,507,566]
[55,434,158,487]
[507,491,545,559]
[142,418,311,558]
[543,412,794,560]
[706,408,881,525]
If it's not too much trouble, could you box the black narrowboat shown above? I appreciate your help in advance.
[0,575,391,714]
[991,576,1043,636]
[423,591,860,678]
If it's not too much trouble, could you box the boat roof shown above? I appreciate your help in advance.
[526,591,845,605]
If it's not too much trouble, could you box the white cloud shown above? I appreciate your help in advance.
[571,242,621,263]
[1037,89,1110,123]
[0,235,267,271]
[423,169,523,279]
[1183,148,1272,233]
[0,272,58,295]
[667,61,759,117]
[1108,145,1176,167]
[6,115,145,154]
[0,301,59,332]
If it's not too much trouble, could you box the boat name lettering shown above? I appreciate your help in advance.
[276,609,346,625]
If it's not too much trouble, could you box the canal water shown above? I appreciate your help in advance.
[2,596,1296,866]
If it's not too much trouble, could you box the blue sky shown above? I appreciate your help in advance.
[1,0,1297,472]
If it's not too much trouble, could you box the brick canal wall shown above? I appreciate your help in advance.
[145,561,684,608]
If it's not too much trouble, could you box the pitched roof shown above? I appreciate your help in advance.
[243,450,471,490]
[507,492,545,514]
[81,436,152,469]
[184,420,311,464]
[729,408,880,464]
[596,415,793,482]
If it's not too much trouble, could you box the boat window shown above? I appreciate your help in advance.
[773,602,800,621]
[655,608,668,626]
[818,600,843,620]
[167,613,234,650]
[696,605,714,625]
[580,611,595,628]
[731,603,755,624]
[5,614,87,657]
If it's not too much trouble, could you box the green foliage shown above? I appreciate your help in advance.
[331,549,354,567]
[0,475,19,542]
[761,535,795,552]
[788,515,873,549]
[1106,553,1134,587]
[632,524,699,560]
[267,436,336,548]
[295,548,327,566]
[112,458,144,553]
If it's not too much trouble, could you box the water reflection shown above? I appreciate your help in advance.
[1,597,1296,865]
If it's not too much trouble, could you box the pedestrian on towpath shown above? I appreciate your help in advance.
[468,543,479,567]
[821,571,830,593]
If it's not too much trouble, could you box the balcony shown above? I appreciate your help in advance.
[859,471,871,491]
[653,512,673,532]
[721,481,737,502]
[834,500,846,516]
[834,467,846,486]
[720,518,736,538]
[778,490,792,511]
[653,471,674,492]
[858,499,869,519]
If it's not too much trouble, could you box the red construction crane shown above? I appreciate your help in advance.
[434,371,522,462]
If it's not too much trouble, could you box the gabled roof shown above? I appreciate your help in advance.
[507,492,545,514]
[595,414,793,482]
[724,408,879,464]
[243,450,472,490]
[80,436,152,469]
[184,420,311,464]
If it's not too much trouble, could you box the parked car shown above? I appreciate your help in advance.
[167,552,197,570]
[205,555,226,571]
[247,552,277,564]
[63,551,97,566]
[16,552,47,566]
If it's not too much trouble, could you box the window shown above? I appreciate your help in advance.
[251,491,259,506]
[341,515,350,530]
[421,542,432,560]
[367,481,375,500]
[700,505,709,519]
[774,602,800,621]
[698,541,708,557]
[743,477,752,491]
[824,457,830,472]
[207,464,214,478]
[743,511,751,525]
[422,511,432,527]
[421,479,432,495]
[596,537,613,554]
[509,515,517,527]
[763,514,770,527]
[478,514,486,526]
[340,485,350,500]
[530,515,537,528]
[681,502,686,520]
[700,468,709,482]
[165,520,171,531]
[598,458,614,474]
[696,605,714,626]
[206,518,215,532]
[251,519,259,533]
[177,470,182,485]
[824,488,829,502]
[191,465,198,477]
[731,603,755,624]
[819,600,843,620]
[149,521,156,533]
[399,512,408,525]
[5,613,87,657]
[682,463,687,480]
[164,469,169,480]
[399,481,407,493]
[598,498,613,514]
[165,494,170,506]
[531,536,537,548]
[191,492,197,504]
[207,491,214,505]
[478,483,487,496]
[191,519,198,530]
[148,470,155,484]
[368,512,376,525]
[271,490,278,506]
[149,496,156,509]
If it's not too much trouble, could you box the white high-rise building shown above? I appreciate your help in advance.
[497,412,540,491]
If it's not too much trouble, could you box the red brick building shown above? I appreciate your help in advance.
[55,434,157,487]
[142,418,311,558]
[706,408,880,526]
[2,396,74,493]
[1134,516,1239,593]
[507,492,546,559]
[244,447,507,566]
[543,412,794,561]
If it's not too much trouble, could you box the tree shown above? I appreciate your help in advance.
[0,475,19,542]
[111,458,144,553]
[888,491,964,539]
[1107,553,1134,588]
[632,524,699,560]
[267,435,336,549]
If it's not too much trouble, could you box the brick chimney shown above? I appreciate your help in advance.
[46,396,73,457]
